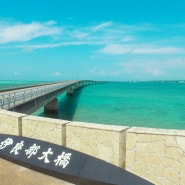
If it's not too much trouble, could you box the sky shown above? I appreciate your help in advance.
[0,0,185,81]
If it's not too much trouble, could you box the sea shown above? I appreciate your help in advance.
[0,80,49,91]
[1,80,185,130]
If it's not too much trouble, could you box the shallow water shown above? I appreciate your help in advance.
[0,80,48,91]
[33,81,185,130]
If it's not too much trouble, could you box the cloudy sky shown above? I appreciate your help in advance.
[0,0,185,81]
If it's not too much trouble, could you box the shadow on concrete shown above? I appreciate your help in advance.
[44,87,83,121]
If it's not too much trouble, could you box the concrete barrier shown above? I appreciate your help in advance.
[66,121,128,168]
[126,127,185,185]
[22,115,70,146]
[0,109,26,136]
[0,109,185,184]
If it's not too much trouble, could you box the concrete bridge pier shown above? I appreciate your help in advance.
[74,83,78,90]
[44,98,58,114]
[67,87,73,96]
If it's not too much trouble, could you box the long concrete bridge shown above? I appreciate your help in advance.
[0,80,99,114]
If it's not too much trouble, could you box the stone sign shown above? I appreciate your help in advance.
[0,134,154,185]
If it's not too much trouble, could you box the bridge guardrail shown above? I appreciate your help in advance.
[0,81,78,110]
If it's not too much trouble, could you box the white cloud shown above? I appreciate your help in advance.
[72,31,89,39]
[45,20,57,26]
[100,44,131,54]
[121,36,135,42]
[93,22,112,31]
[52,72,61,76]
[117,57,185,80]
[133,47,185,54]
[99,44,185,55]
[0,21,60,44]
[1,20,185,59]
[143,68,163,76]
[13,72,21,76]
[19,41,93,51]
[90,66,121,76]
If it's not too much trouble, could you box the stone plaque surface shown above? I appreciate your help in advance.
[0,134,153,185]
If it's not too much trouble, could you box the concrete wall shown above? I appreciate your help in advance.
[66,121,128,168]
[0,109,26,135]
[126,127,185,185]
[1,109,185,185]
[22,115,69,146]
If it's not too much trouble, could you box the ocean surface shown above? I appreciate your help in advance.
[0,80,49,91]
[32,81,185,130]
[1,80,185,130]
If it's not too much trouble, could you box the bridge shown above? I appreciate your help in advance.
[0,80,99,114]
[0,80,156,185]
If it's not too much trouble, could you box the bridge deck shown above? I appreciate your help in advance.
[0,81,80,111]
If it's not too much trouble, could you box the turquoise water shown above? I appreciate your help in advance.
[0,80,50,91]
[33,81,185,130]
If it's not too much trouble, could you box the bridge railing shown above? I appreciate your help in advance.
[0,81,78,110]
[0,81,54,92]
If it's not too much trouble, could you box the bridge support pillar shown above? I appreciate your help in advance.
[44,98,58,114]
[74,83,78,90]
[67,87,73,96]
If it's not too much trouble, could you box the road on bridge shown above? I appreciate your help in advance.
[0,80,82,111]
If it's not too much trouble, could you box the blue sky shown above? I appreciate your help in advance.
[0,0,185,81]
